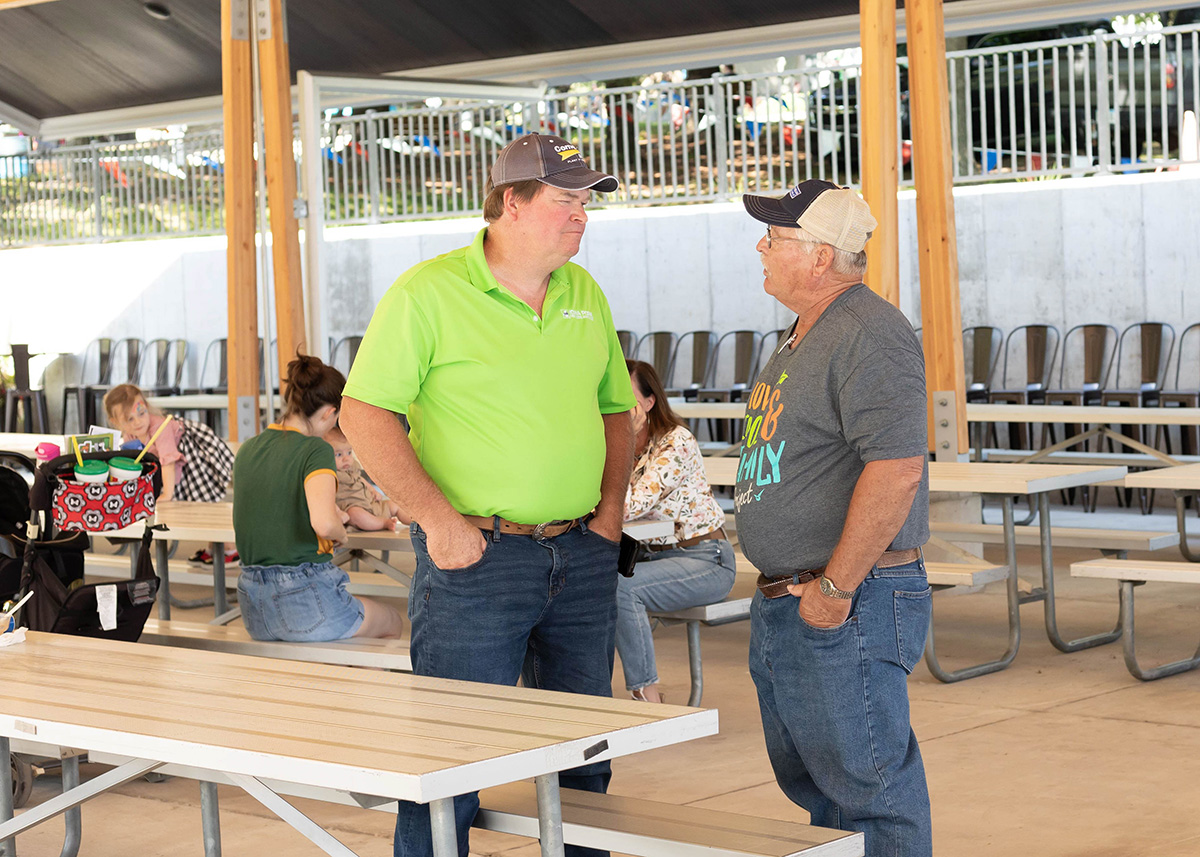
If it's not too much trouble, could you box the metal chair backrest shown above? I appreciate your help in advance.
[1000,324,1060,392]
[709,330,763,391]
[330,335,364,376]
[616,330,637,359]
[198,338,228,390]
[142,339,188,390]
[672,331,717,390]
[1114,321,1175,392]
[110,338,143,385]
[10,344,32,391]
[1057,323,1118,391]
[1173,322,1200,392]
[74,337,114,387]
[633,331,678,387]
[962,326,1003,393]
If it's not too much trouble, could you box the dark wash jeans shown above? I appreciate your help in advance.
[748,559,933,857]
[394,519,620,857]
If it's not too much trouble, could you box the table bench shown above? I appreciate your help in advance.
[137,619,412,671]
[1070,558,1200,680]
[84,553,410,600]
[81,758,863,857]
[929,522,1179,554]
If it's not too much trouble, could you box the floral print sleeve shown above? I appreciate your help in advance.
[625,425,726,544]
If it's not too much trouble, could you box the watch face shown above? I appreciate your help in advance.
[821,575,853,599]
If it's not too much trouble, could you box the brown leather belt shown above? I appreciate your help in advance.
[755,547,923,600]
[644,527,727,552]
[461,514,581,539]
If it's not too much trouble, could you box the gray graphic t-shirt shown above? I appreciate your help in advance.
[735,283,929,576]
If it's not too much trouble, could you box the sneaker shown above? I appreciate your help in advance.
[188,549,211,564]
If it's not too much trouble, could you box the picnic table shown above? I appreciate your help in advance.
[1124,462,1200,561]
[0,632,718,857]
[104,502,672,622]
[704,457,1127,680]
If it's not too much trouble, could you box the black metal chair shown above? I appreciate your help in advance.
[633,331,679,390]
[1157,321,1200,458]
[663,331,717,400]
[962,325,1003,453]
[140,338,188,396]
[987,324,1060,450]
[85,338,143,428]
[3,345,49,433]
[615,330,637,359]
[698,330,763,444]
[330,335,364,377]
[1100,322,1176,513]
[61,338,113,433]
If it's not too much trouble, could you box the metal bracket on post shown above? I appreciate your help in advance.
[229,0,251,41]
[932,390,967,462]
[236,396,259,441]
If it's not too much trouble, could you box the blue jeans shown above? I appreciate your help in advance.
[237,562,365,641]
[615,539,736,691]
[748,559,933,857]
[394,519,620,857]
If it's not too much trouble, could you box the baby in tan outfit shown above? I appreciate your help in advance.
[325,427,408,531]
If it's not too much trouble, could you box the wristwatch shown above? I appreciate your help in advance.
[819,574,856,600]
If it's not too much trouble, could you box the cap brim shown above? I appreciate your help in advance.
[540,168,619,194]
[742,194,801,227]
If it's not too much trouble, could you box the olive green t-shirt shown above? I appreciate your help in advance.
[344,227,636,524]
[232,425,337,566]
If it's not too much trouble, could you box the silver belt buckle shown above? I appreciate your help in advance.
[531,522,550,539]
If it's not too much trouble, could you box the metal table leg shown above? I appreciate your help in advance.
[200,781,222,857]
[429,797,459,857]
[1035,492,1121,652]
[1119,580,1200,679]
[1,737,13,857]
[211,541,228,617]
[59,757,80,857]
[685,621,703,707]
[924,495,1022,682]
[534,773,566,857]
[156,537,171,620]
[1175,492,1200,562]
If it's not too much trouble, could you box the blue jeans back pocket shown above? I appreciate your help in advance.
[274,584,325,635]
[894,587,933,674]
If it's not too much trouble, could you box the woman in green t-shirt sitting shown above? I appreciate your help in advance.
[232,355,405,641]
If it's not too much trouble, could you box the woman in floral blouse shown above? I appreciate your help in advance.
[620,360,736,703]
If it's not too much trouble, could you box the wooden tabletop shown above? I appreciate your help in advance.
[966,403,1200,425]
[1122,462,1200,490]
[110,501,673,544]
[0,632,717,804]
[704,457,1126,494]
[668,400,747,420]
[146,394,285,411]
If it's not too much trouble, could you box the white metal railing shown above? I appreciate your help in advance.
[2,25,1198,248]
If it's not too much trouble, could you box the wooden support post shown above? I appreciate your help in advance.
[223,0,260,442]
[907,0,968,453]
[858,0,899,307]
[256,0,308,384]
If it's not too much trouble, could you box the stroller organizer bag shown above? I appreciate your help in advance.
[46,450,160,533]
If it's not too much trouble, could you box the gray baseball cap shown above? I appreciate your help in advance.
[491,132,619,193]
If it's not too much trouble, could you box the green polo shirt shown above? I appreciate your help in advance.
[344,227,635,524]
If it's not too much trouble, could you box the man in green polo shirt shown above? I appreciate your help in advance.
[341,132,635,857]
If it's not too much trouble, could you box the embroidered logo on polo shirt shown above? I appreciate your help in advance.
[561,309,594,320]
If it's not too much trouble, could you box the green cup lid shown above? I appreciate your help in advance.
[109,456,142,472]
[74,460,109,476]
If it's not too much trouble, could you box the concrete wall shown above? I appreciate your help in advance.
[4,170,1198,430]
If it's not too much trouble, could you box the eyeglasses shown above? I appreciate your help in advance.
[765,225,814,250]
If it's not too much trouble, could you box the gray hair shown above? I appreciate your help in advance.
[796,227,869,278]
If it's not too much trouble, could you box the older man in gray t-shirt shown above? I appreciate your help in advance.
[739,180,933,857]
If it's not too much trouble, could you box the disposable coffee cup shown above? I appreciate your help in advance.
[108,456,143,482]
[73,460,109,484]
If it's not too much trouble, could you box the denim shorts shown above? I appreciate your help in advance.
[237,562,364,642]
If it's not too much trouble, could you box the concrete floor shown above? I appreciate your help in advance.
[8,500,1200,856]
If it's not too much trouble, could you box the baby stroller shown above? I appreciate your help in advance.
[3,451,162,810]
